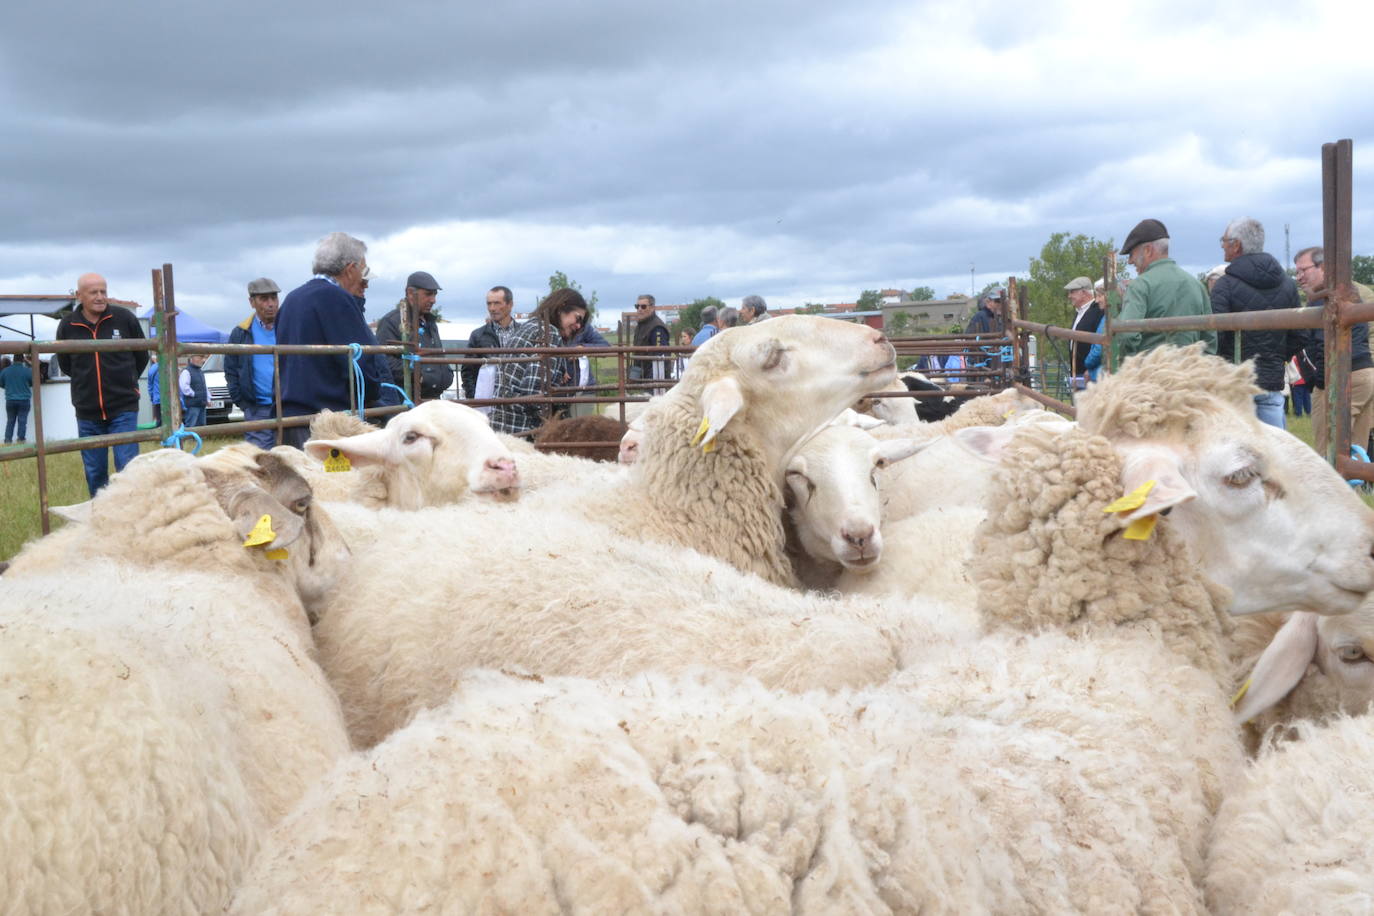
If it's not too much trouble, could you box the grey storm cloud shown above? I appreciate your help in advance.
[2,0,1374,333]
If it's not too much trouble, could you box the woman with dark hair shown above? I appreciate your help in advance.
[534,288,593,420]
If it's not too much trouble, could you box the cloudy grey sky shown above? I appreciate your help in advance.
[3,0,1372,338]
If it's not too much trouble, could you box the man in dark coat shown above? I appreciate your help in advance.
[225,277,282,448]
[630,294,671,389]
[374,271,455,401]
[1064,276,1103,385]
[463,285,518,402]
[56,272,148,496]
[1210,217,1302,429]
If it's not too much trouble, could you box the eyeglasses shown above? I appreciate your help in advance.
[1220,237,1233,247]
[1295,263,1319,275]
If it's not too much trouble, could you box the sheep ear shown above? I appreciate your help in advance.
[1234,612,1319,724]
[951,425,1019,463]
[832,408,886,430]
[305,428,398,469]
[695,376,745,449]
[202,467,307,549]
[51,501,93,525]
[1114,442,1197,520]
[872,437,932,467]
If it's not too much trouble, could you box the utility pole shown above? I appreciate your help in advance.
[970,263,975,297]
[1284,222,1291,268]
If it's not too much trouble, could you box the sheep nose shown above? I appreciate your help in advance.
[485,457,518,488]
[842,523,875,549]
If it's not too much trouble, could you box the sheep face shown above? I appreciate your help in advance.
[687,316,896,459]
[785,426,925,571]
[1236,607,1374,724]
[305,401,520,509]
[955,413,1374,619]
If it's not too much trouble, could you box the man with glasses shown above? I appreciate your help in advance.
[276,231,387,448]
[1113,218,1215,363]
[630,294,671,391]
[1292,245,1374,453]
[1209,217,1301,429]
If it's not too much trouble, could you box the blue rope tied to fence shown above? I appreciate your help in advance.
[161,424,202,454]
[348,342,366,417]
[380,382,415,409]
[400,352,421,366]
[1349,443,1371,488]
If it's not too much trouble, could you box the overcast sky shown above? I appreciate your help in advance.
[3,0,1372,339]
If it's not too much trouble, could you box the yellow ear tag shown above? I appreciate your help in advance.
[1003,409,1017,419]
[1121,514,1158,540]
[243,514,276,548]
[1102,479,1156,514]
[1230,677,1252,709]
[323,448,352,473]
[690,417,711,448]
[264,548,289,561]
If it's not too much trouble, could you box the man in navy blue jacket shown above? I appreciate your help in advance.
[275,232,387,448]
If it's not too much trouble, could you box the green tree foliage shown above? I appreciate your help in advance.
[1354,254,1374,287]
[909,285,937,301]
[795,302,826,315]
[545,271,599,317]
[857,289,882,310]
[1026,233,1127,328]
[885,311,913,337]
[677,296,725,337]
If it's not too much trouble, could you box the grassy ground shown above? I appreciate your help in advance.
[0,435,241,562]
[0,409,1356,563]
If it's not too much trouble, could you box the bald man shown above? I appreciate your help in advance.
[56,273,149,496]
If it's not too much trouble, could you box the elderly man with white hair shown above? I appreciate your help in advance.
[276,232,390,448]
[1113,218,1216,362]
[1209,217,1303,429]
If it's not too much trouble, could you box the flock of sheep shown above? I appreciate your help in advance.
[5,314,1374,914]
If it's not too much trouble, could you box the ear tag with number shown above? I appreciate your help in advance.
[1104,479,1159,540]
[1121,515,1158,540]
[323,448,352,473]
[243,514,276,548]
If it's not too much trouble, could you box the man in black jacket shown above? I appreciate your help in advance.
[225,277,281,449]
[56,272,149,496]
[374,271,455,401]
[1211,217,1302,429]
[630,294,671,390]
[1293,244,1374,453]
[463,285,518,404]
[1064,276,1103,387]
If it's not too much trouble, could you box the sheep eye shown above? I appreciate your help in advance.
[761,345,786,371]
[874,457,888,470]
[1223,466,1259,488]
[1336,645,1369,664]
[402,431,422,445]
[292,496,311,515]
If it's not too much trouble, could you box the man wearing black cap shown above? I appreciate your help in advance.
[1114,218,1215,362]
[374,271,455,401]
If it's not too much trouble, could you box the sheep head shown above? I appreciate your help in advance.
[678,316,896,466]
[305,401,521,509]
[1235,605,1374,725]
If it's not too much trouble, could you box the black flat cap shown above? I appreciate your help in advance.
[406,270,442,291]
[1120,219,1168,256]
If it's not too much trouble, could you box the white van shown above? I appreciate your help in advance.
[199,353,243,423]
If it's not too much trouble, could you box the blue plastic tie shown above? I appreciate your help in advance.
[1348,443,1370,488]
[348,342,366,417]
[380,382,415,409]
[161,425,203,455]
[400,352,421,366]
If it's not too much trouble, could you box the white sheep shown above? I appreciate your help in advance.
[782,420,925,588]
[0,450,352,914]
[1204,712,1374,914]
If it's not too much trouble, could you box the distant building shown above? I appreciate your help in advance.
[882,295,976,334]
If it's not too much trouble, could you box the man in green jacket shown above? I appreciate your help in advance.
[1113,218,1216,364]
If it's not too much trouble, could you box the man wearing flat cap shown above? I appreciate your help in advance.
[1064,276,1103,386]
[374,270,455,401]
[225,277,282,448]
[1113,218,1215,363]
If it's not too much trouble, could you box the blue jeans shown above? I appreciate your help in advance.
[77,411,140,497]
[242,402,278,450]
[183,405,207,428]
[1290,384,1311,417]
[1254,390,1287,430]
[5,399,29,442]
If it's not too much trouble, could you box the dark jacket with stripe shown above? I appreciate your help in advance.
[55,305,148,421]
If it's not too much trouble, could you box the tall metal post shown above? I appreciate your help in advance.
[1321,139,1354,466]
[154,264,182,438]
[30,341,49,534]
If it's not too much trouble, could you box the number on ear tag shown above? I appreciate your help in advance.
[243,514,276,547]
[323,448,352,473]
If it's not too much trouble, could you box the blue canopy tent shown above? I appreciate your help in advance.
[140,308,229,343]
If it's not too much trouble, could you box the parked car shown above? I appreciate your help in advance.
[200,353,243,423]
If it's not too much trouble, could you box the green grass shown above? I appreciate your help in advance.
[0,435,241,562]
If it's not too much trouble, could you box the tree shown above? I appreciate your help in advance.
[857,289,882,310]
[1354,254,1374,287]
[677,296,725,337]
[795,302,826,315]
[909,286,936,301]
[885,311,913,337]
[1025,233,1128,329]
[545,271,598,318]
